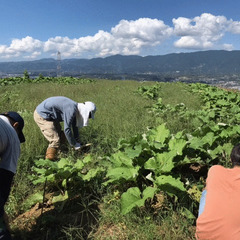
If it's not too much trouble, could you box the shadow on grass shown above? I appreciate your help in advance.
[11,193,100,240]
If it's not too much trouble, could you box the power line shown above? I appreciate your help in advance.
[57,51,61,77]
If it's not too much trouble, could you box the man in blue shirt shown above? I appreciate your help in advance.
[0,111,25,239]
[34,96,96,160]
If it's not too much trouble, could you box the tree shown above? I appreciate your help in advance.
[23,70,30,81]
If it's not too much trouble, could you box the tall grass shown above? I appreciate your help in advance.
[0,80,157,216]
[0,79,202,239]
[91,198,195,240]
[154,82,203,133]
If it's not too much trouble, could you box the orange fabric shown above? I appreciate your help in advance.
[196,165,240,240]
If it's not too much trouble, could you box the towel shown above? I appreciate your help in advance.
[76,101,96,128]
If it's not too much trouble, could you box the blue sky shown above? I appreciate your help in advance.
[0,0,239,61]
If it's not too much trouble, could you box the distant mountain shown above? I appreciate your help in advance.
[1,50,240,76]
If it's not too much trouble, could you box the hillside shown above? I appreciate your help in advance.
[2,78,202,239]
[2,77,240,239]
[1,50,240,77]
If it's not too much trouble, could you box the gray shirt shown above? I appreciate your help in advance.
[36,96,79,146]
[0,118,20,173]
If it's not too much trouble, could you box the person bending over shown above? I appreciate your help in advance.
[34,96,96,160]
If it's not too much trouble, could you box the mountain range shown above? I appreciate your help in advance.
[1,50,240,77]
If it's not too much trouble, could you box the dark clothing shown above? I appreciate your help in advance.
[0,169,14,240]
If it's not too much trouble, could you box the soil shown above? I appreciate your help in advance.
[9,193,100,240]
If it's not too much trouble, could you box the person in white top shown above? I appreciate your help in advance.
[0,111,25,240]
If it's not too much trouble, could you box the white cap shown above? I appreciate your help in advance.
[76,101,96,128]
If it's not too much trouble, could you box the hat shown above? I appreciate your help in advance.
[76,101,96,128]
[1,111,25,143]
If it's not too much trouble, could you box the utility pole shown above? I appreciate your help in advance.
[57,51,61,77]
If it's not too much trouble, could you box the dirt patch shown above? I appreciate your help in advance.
[11,203,54,232]
[9,193,100,240]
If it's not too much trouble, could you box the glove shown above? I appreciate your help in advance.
[74,142,81,150]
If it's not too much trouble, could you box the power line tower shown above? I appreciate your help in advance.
[57,51,62,77]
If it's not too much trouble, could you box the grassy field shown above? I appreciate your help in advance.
[0,79,203,239]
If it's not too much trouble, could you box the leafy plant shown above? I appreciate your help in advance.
[0,75,96,86]
[103,83,240,215]
[30,155,104,194]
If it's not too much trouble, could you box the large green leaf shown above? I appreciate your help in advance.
[104,166,140,185]
[231,125,240,134]
[124,144,142,159]
[216,99,229,106]
[219,126,237,139]
[57,158,69,168]
[32,177,47,185]
[57,169,72,179]
[74,159,84,170]
[52,191,69,204]
[21,192,43,210]
[32,167,46,175]
[46,173,56,183]
[221,143,233,157]
[175,156,202,167]
[110,151,133,168]
[82,154,93,164]
[144,151,175,174]
[148,124,170,145]
[35,159,58,169]
[121,186,157,214]
[201,132,216,147]
[169,138,187,155]
[155,175,186,197]
[189,137,204,150]
[81,167,104,181]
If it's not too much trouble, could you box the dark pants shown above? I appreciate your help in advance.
[0,168,14,240]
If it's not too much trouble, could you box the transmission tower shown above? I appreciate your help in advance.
[57,51,62,77]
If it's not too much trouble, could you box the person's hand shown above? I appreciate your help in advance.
[74,142,81,150]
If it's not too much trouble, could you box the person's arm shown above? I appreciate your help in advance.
[72,117,81,149]
[63,106,77,147]
[72,117,80,142]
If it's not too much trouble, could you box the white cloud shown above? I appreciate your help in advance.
[222,43,234,51]
[0,36,43,60]
[0,45,7,54]
[111,18,173,44]
[9,36,42,52]
[172,13,240,50]
[0,18,173,60]
[41,18,173,58]
[24,51,42,59]
[173,13,229,49]
[227,19,240,34]
[109,18,173,55]
[44,36,74,53]
[0,14,239,61]
[174,36,204,49]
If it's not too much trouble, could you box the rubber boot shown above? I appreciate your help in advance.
[45,147,57,160]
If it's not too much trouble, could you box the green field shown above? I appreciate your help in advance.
[1,76,239,239]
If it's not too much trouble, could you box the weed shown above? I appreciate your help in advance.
[0,78,208,239]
